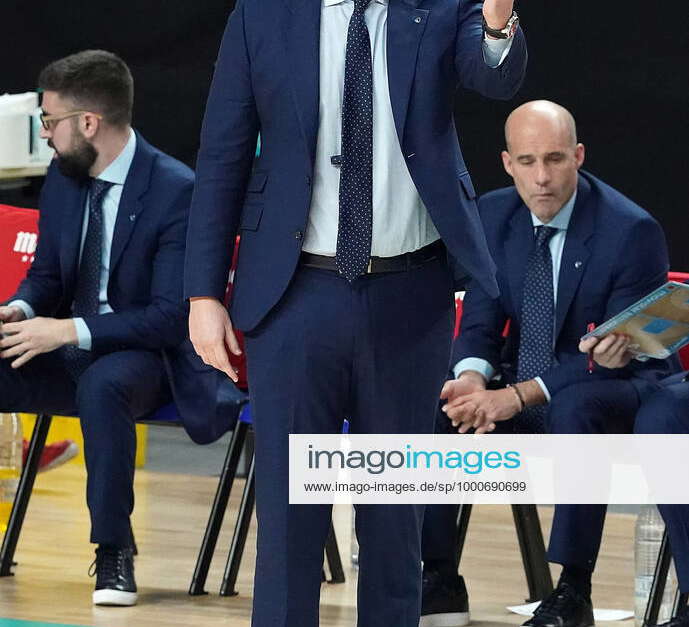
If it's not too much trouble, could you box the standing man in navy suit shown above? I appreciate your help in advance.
[184,0,526,624]
[0,50,227,606]
[581,334,689,627]
[440,100,677,627]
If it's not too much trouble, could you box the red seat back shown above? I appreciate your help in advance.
[0,204,39,302]
[669,271,689,369]
[226,236,248,389]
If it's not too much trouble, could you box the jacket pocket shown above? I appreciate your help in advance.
[239,202,264,231]
[247,170,268,193]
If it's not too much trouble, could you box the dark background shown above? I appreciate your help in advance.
[2,1,687,269]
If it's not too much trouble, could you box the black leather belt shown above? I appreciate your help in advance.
[300,239,445,275]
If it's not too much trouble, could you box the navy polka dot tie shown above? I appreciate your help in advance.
[336,0,373,282]
[515,225,557,433]
[74,178,113,316]
[62,178,113,379]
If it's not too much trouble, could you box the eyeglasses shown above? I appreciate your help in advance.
[39,110,103,131]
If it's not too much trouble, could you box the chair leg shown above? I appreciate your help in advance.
[324,521,345,584]
[512,504,553,602]
[0,413,52,576]
[455,504,473,567]
[188,420,249,596]
[644,529,673,627]
[220,454,256,596]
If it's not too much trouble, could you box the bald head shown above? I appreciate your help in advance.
[505,100,577,153]
[501,100,585,223]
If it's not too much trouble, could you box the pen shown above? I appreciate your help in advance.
[587,322,596,373]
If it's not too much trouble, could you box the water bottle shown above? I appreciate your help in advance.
[0,413,22,535]
[350,506,359,567]
[635,505,677,626]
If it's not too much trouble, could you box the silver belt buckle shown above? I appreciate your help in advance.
[366,258,373,274]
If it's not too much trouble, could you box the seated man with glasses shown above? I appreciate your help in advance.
[0,50,232,606]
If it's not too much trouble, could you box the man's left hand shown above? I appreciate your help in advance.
[443,388,521,434]
[483,0,515,31]
[579,334,633,369]
[0,317,77,368]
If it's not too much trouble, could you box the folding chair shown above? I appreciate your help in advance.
[189,403,346,597]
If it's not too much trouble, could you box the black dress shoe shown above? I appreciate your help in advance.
[89,545,138,606]
[523,582,594,627]
[420,570,470,627]
[652,606,689,627]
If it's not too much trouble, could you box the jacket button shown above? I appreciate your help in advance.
[295,230,303,240]
[306,176,312,187]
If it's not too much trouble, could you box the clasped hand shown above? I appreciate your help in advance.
[440,373,521,434]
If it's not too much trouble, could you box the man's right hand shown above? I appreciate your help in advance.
[189,297,241,382]
[440,370,487,408]
[0,306,26,324]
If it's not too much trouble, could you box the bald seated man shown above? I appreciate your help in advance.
[420,101,678,627]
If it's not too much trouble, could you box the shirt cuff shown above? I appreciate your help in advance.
[453,357,496,381]
[73,318,93,351]
[534,377,551,402]
[8,299,35,320]
[482,35,514,68]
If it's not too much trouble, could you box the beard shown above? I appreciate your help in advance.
[51,133,98,182]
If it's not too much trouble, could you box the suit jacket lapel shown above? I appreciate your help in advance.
[283,0,321,169]
[387,0,429,146]
[555,176,594,341]
[109,134,153,275]
[505,204,534,321]
[60,181,88,295]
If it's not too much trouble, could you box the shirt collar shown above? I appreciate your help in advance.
[530,190,577,232]
[97,129,136,186]
[323,0,387,7]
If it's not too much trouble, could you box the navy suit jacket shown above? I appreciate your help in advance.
[11,133,235,444]
[184,0,528,331]
[453,171,679,397]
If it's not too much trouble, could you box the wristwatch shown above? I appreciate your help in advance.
[482,11,519,40]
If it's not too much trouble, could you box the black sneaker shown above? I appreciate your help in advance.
[523,581,594,627]
[653,606,689,627]
[420,570,470,627]
[89,545,138,606]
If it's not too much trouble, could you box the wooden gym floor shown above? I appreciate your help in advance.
[0,465,637,627]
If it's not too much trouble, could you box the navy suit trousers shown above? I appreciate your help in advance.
[243,258,454,627]
[0,349,168,546]
[546,379,645,571]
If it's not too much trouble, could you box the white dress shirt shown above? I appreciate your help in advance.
[454,191,578,401]
[302,0,513,257]
[11,130,137,350]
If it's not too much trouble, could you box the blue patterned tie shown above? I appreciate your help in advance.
[336,0,373,282]
[515,225,558,433]
[61,178,113,379]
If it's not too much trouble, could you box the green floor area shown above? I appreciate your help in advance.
[0,620,90,627]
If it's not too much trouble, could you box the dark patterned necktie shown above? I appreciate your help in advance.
[61,178,113,380]
[514,225,558,433]
[335,0,373,282]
